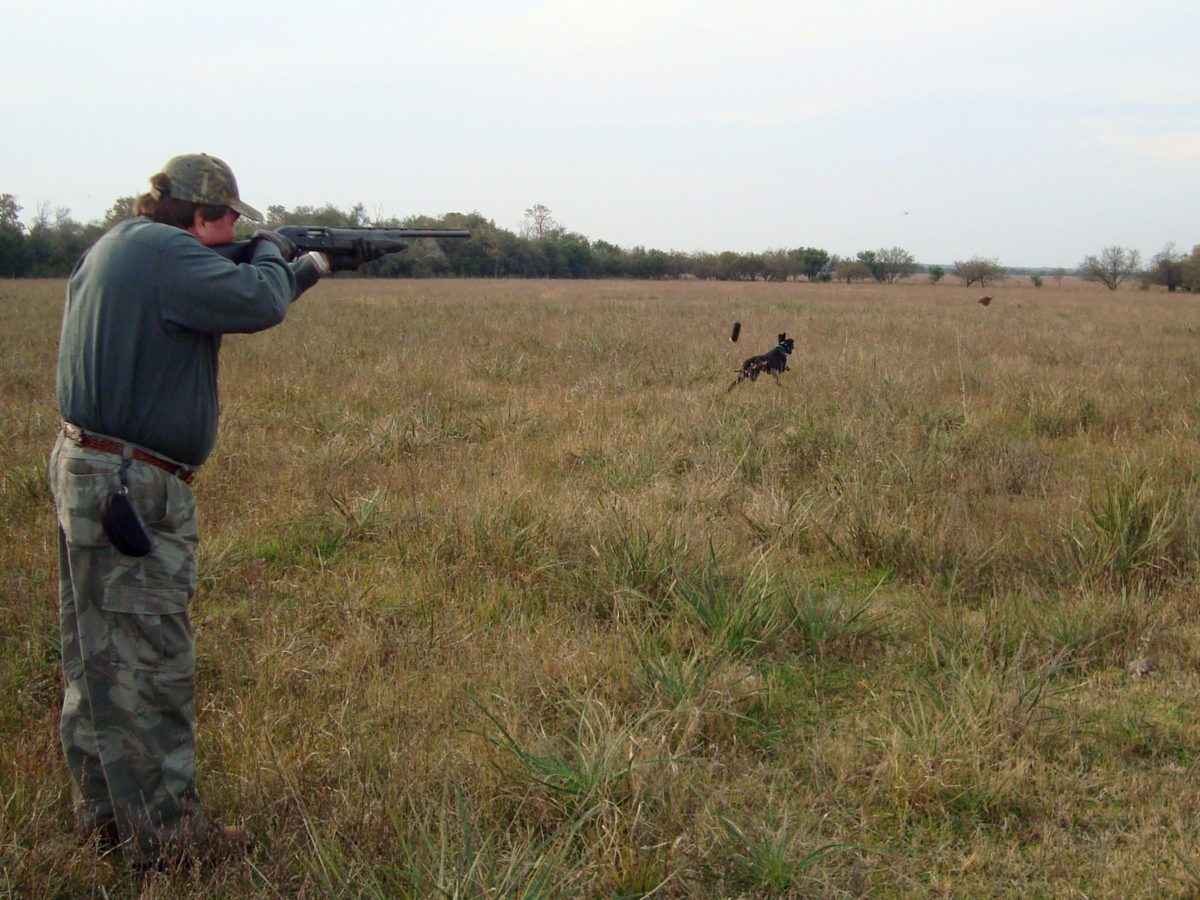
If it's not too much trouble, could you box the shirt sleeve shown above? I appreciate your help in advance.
[159,234,297,335]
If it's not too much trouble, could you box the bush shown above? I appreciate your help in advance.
[1078,246,1141,291]
[953,257,1004,288]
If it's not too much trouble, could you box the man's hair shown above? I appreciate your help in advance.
[134,173,228,228]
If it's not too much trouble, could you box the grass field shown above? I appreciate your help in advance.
[4,275,1200,896]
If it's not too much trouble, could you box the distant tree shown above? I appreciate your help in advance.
[1078,245,1141,291]
[789,246,831,282]
[521,203,561,241]
[546,232,594,277]
[1030,274,1043,288]
[690,252,717,280]
[489,229,526,277]
[656,248,680,279]
[485,243,508,278]
[762,248,797,282]
[403,237,449,277]
[347,202,369,227]
[507,237,547,277]
[953,257,1004,288]
[101,195,136,228]
[1051,267,1066,287]
[875,246,917,283]
[717,251,742,280]
[1147,243,1186,292]
[49,207,90,272]
[856,250,885,282]
[1182,245,1200,293]
[266,202,368,229]
[0,193,26,277]
[24,204,55,275]
[627,246,670,279]
[0,194,21,229]
[449,237,489,277]
[591,239,625,277]
[834,257,872,284]
[706,250,761,281]
[927,264,945,285]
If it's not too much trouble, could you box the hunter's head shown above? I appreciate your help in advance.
[134,153,262,244]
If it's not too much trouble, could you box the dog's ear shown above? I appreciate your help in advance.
[777,332,787,342]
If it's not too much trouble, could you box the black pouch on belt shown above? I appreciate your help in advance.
[98,458,152,557]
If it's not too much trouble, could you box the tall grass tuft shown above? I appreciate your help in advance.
[477,698,654,825]
[389,782,578,898]
[703,812,849,896]
[1065,463,1181,589]
[580,511,692,619]
[782,573,888,659]
[673,555,788,657]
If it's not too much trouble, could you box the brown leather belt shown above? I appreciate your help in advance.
[64,427,196,483]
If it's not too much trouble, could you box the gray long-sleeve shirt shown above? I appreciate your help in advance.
[56,218,297,465]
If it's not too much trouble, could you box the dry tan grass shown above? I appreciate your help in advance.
[5,276,1200,895]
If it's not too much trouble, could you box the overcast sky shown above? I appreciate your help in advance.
[3,1,1197,267]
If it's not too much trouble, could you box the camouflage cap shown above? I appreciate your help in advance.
[151,153,263,222]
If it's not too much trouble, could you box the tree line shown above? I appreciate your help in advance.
[1,192,1196,291]
[0,194,132,278]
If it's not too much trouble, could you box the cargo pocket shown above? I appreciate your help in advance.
[56,471,117,549]
[101,586,194,673]
[110,472,199,598]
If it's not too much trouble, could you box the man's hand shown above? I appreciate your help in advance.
[328,238,377,271]
[250,229,298,262]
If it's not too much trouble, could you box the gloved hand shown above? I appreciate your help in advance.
[250,229,298,262]
[328,238,377,271]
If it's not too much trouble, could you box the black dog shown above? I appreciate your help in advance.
[728,332,795,392]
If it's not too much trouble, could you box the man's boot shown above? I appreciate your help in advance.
[135,822,252,872]
[76,819,122,854]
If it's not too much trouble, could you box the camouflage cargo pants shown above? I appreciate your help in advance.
[49,432,205,863]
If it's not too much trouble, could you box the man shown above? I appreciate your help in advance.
[49,153,355,868]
